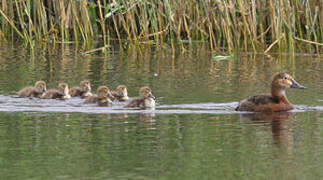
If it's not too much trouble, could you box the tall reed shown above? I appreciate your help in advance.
[0,0,322,53]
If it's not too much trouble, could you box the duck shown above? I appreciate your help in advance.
[18,81,47,98]
[41,83,71,99]
[70,80,92,98]
[83,86,114,106]
[124,86,155,109]
[235,73,306,112]
[111,85,129,102]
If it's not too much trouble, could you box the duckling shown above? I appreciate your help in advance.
[235,73,306,112]
[124,86,155,109]
[83,86,114,106]
[111,85,129,101]
[41,83,71,99]
[70,80,92,98]
[18,81,47,98]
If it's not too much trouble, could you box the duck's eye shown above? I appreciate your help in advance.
[283,77,288,80]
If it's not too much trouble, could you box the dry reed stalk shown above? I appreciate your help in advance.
[0,0,321,53]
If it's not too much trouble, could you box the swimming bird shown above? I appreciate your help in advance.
[18,81,47,98]
[70,80,92,98]
[83,86,114,106]
[124,86,155,109]
[111,85,129,102]
[41,83,71,99]
[235,73,306,112]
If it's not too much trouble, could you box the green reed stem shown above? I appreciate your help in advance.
[0,0,321,53]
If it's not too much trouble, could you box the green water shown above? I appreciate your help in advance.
[0,43,322,179]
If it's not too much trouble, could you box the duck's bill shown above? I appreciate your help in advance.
[291,79,307,89]
[148,93,156,100]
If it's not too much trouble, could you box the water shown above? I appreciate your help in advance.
[0,43,322,179]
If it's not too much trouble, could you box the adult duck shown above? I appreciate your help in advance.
[235,73,306,112]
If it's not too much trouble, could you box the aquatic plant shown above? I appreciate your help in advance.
[0,0,322,53]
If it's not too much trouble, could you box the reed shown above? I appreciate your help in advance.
[0,0,322,53]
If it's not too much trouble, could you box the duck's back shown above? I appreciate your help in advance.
[246,94,279,105]
[70,86,82,97]
[236,94,281,112]
[124,97,144,108]
[18,86,33,97]
[19,86,40,97]
[83,95,98,104]
[41,89,63,99]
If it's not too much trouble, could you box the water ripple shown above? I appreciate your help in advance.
[0,95,322,114]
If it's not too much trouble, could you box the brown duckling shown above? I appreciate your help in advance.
[18,81,47,98]
[41,83,71,100]
[124,86,155,109]
[83,86,114,106]
[111,85,129,102]
[70,80,92,98]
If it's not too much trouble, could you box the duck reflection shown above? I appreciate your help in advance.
[112,113,128,120]
[100,112,155,123]
[241,112,292,147]
[139,112,156,123]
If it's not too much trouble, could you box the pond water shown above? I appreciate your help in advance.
[0,43,322,179]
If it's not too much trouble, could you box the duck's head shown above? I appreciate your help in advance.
[272,73,306,90]
[58,83,69,95]
[97,86,114,99]
[139,86,155,99]
[116,85,128,97]
[80,80,91,92]
[35,81,47,93]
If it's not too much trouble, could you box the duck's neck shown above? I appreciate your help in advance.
[271,87,290,104]
[60,89,69,96]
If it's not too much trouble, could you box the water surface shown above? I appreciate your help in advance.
[0,43,322,179]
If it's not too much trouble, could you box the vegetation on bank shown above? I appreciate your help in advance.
[0,0,322,53]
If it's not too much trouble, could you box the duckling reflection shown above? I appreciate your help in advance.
[111,85,129,102]
[70,80,92,98]
[241,112,292,147]
[112,113,129,120]
[41,83,71,100]
[18,81,47,98]
[83,86,114,106]
[140,112,156,123]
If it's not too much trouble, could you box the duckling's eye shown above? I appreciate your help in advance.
[283,77,288,80]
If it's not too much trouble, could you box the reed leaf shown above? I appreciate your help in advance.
[0,0,321,53]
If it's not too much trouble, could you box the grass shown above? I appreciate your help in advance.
[0,0,322,53]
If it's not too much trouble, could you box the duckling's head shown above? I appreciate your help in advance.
[139,86,155,99]
[58,83,69,95]
[272,73,306,90]
[35,81,47,93]
[116,85,128,97]
[80,80,91,92]
[97,86,114,99]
